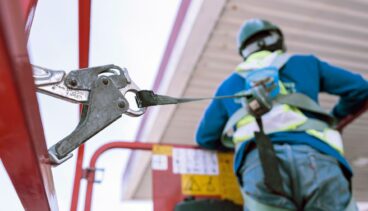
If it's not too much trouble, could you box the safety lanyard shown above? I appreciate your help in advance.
[135,90,248,108]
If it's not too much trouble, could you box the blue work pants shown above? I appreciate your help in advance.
[240,144,356,211]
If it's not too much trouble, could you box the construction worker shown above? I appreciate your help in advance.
[195,18,368,211]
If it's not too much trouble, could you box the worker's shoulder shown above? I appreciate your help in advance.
[223,72,243,84]
[216,72,243,94]
[288,53,319,63]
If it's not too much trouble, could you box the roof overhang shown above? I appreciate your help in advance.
[121,0,227,199]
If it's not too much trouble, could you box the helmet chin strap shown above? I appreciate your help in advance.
[241,31,282,59]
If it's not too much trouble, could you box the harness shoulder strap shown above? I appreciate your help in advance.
[236,53,291,79]
[272,53,291,70]
[221,107,248,148]
[222,54,292,147]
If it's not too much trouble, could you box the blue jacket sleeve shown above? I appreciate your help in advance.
[195,87,229,150]
[317,56,368,119]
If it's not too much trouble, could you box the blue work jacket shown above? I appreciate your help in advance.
[196,54,368,181]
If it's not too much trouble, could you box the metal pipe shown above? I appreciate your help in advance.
[83,142,154,211]
[70,0,92,211]
[82,141,199,211]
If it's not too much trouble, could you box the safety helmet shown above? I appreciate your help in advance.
[237,19,286,59]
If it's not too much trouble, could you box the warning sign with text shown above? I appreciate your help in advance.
[152,145,243,210]
[172,148,219,175]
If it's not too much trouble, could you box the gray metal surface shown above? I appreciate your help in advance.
[64,65,129,91]
[33,65,65,85]
[33,65,146,165]
[48,76,129,164]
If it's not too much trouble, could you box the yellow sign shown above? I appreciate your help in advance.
[180,152,243,205]
[218,153,243,205]
[181,174,221,196]
[152,145,172,156]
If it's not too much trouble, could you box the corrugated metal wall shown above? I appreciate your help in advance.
[159,0,368,200]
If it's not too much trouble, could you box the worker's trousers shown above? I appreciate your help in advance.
[240,144,357,211]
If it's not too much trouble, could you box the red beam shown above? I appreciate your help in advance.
[18,0,38,38]
[0,1,57,210]
[19,0,37,19]
[70,1,92,211]
[78,0,91,69]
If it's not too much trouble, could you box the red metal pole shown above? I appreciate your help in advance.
[70,0,92,211]
[19,0,38,39]
[0,0,57,210]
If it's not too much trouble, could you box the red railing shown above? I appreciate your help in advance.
[73,141,199,211]
[83,142,154,211]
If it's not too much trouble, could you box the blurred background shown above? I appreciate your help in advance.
[1,0,367,210]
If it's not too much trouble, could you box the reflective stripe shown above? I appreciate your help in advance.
[233,109,344,154]
[279,82,288,95]
[236,51,282,72]
[233,104,307,144]
[306,129,344,154]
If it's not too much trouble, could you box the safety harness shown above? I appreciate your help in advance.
[221,53,336,148]
[219,53,337,195]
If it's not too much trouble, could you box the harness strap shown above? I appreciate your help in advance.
[276,93,336,126]
[271,53,291,70]
[222,107,249,148]
[221,98,332,149]
[237,53,291,79]
[296,118,329,131]
[241,54,291,195]
[254,117,286,195]
[223,116,330,148]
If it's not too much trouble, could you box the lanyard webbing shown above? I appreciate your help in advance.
[135,90,249,108]
[254,117,286,195]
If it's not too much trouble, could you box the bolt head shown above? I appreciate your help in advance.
[69,79,77,87]
[102,78,109,85]
[118,101,126,109]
